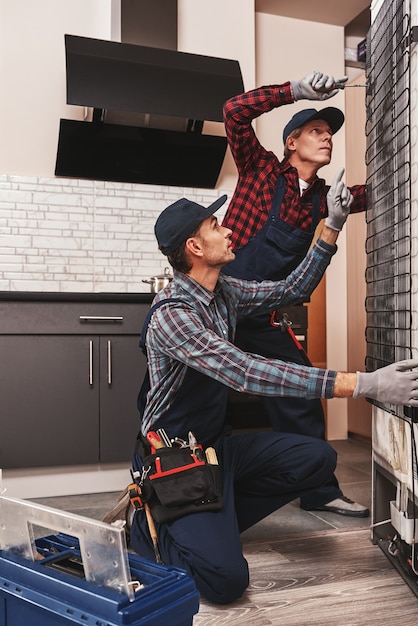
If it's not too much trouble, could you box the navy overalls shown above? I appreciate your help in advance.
[129,296,337,604]
[222,175,342,509]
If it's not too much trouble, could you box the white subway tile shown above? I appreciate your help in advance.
[0,175,234,293]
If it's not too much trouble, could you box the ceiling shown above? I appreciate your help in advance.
[256,0,371,36]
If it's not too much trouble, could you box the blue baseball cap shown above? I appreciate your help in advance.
[155,195,228,253]
[282,107,345,144]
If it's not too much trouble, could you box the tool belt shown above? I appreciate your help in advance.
[130,431,223,524]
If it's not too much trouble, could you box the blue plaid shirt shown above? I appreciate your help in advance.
[142,237,338,433]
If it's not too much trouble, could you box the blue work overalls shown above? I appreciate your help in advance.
[222,175,343,509]
[129,304,337,605]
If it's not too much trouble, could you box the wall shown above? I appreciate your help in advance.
[0,0,113,177]
[178,0,255,89]
[345,70,371,439]
[0,175,227,292]
[255,14,346,168]
[178,0,256,190]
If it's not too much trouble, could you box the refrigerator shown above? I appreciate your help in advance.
[367,0,418,593]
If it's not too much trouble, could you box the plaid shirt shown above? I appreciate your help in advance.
[222,83,368,249]
[141,238,338,434]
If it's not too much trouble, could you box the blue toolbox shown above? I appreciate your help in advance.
[0,496,199,625]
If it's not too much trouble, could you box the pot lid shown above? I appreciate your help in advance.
[151,267,173,279]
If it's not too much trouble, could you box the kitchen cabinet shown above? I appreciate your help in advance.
[0,295,152,469]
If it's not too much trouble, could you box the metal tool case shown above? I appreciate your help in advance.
[0,496,199,625]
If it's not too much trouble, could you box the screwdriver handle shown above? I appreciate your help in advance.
[205,447,218,465]
[147,431,165,450]
[313,81,345,92]
[314,82,366,92]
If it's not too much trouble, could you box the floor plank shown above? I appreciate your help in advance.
[195,530,418,625]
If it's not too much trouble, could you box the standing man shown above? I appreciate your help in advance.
[129,194,418,605]
[222,70,369,517]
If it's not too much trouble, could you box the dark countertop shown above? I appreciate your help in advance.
[0,291,154,303]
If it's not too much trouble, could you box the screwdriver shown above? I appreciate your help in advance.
[314,81,367,92]
[343,84,368,88]
[146,431,164,452]
[144,430,163,563]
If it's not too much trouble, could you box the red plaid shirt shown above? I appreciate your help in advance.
[222,82,367,249]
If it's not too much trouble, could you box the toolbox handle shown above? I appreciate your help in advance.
[0,496,135,601]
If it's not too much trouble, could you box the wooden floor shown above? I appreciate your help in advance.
[195,529,418,625]
[32,438,418,625]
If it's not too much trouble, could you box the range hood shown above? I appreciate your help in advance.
[55,34,244,188]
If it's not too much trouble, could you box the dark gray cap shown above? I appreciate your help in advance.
[155,195,228,253]
[283,107,345,143]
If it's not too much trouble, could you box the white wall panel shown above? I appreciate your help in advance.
[0,0,113,177]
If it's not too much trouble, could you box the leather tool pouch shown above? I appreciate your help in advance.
[142,447,223,524]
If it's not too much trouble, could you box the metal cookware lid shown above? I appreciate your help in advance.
[151,267,173,279]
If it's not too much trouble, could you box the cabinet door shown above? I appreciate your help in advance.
[0,336,99,469]
[99,335,146,463]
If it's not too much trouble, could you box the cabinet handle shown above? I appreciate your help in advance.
[89,340,94,385]
[79,316,124,322]
[107,339,112,385]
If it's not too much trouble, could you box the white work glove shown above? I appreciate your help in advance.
[290,71,348,101]
[324,168,353,231]
[354,359,418,406]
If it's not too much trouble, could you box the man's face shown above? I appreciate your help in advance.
[194,216,235,268]
[287,119,333,168]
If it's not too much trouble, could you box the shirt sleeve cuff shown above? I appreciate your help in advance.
[322,370,337,398]
[316,238,337,255]
[275,82,294,105]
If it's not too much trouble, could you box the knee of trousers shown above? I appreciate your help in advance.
[198,560,250,605]
[310,439,337,476]
[130,512,249,605]
[289,437,337,483]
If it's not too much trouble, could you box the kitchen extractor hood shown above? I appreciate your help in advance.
[55,34,244,188]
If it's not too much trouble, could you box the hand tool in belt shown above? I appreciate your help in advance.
[156,428,172,447]
[270,310,312,367]
[188,431,205,461]
[144,431,164,563]
[205,447,218,465]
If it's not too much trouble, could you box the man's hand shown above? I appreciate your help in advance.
[353,359,418,406]
[291,71,348,101]
[325,168,353,231]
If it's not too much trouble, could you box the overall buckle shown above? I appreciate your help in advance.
[269,310,293,332]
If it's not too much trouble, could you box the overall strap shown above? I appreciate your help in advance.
[310,190,321,231]
[270,174,286,218]
[273,174,321,233]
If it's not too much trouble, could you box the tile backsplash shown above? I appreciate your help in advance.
[0,174,231,293]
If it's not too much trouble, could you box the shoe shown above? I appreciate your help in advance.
[312,496,370,518]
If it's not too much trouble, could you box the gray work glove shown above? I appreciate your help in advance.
[354,359,418,406]
[290,71,348,101]
[325,168,353,231]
